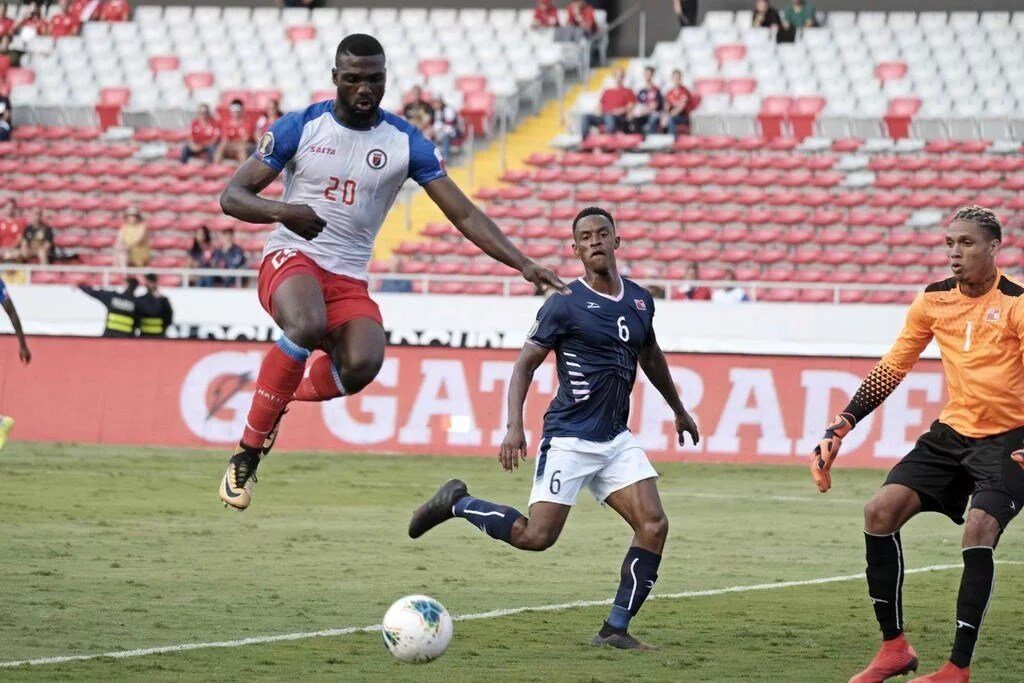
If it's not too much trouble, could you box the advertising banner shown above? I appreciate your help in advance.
[0,337,948,468]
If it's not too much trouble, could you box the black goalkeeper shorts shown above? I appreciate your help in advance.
[884,420,1024,529]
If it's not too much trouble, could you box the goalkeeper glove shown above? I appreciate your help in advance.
[811,412,855,493]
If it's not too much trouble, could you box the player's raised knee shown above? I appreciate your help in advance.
[280,316,325,351]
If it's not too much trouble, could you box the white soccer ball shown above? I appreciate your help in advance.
[381,594,453,663]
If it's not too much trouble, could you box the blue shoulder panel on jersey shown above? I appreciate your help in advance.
[380,110,447,187]
[0,278,7,304]
[254,100,334,172]
[527,288,573,349]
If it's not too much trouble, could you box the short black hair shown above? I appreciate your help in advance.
[336,34,385,62]
[125,276,139,291]
[144,273,157,284]
[952,205,1002,241]
[572,206,615,234]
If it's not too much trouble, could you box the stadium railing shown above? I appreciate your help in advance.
[2,263,922,303]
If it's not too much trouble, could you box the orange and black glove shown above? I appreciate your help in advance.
[811,412,855,493]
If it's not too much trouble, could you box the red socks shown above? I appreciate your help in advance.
[293,353,346,402]
[240,336,310,450]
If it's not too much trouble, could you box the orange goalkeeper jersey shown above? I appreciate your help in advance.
[875,272,1024,437]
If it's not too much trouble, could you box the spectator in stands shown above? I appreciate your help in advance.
[778,0,816,43]
[186,224,216,287]
[0,3,15,39]
[214,99,253,164]
[632,66,663,135]
[14,2,47,37]
[532,0,559,28]
[752,0,783,37]
[712,269,749,303]
[253,99,282,144]
[47,0,79,38]
[402,85,434,136]
[678,263,711,300]
[566,0,597,36]
[97,0,131,22]
[211,228,246,286]
[15,208,53,264]
[113,207,150,269]
[661,69,697,137]
[672,0,698,27]
[181,104,220,164]
[581,68,635,138]
[0,200,24,260]
[1,33,24,68]
[0,90,11,142]
[430,94,461,161]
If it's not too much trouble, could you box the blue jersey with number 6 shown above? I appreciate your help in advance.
[527,277,655,442]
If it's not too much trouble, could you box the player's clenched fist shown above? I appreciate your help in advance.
[811,412,855,493]
[279,204,327,240]
[499,426,528,472]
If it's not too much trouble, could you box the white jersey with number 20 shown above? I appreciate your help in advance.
[255,100,446,280]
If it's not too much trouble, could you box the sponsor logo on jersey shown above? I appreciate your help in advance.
[986,307,1000,322]
[309,145,336,156]
[634,299,647,311]
[586,301,601,309]
[367,148,388,170]
[256,132,275,157]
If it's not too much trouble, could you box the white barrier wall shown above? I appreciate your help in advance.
[0,285,934,358]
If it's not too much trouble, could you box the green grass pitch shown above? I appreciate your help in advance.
[1,443,1022,681]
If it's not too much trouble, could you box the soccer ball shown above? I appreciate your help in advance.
[381,594,453,663]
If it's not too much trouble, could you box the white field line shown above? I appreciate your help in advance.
[2,561,1021,669]
[664,491,863,504]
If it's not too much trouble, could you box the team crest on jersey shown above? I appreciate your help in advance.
[634,299,647,311]
[986,307,1000,323]
[366,148,388,170]
[256,132,275,157]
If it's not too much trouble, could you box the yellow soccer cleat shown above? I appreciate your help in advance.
[219,446,262,511]
[0,416,14,452]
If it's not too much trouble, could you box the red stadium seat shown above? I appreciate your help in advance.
[148,55,180,73]
[6,67,35,86]
[694,78,726,95]
[456,75,487,94]
[714,44,747,63]
[418,58,450,78]
[286,25,317,43]
[884,97,921,139]
[789,96,826,142]
[184,72,215,92]
[874,62,908,83]
[725,78,757,95]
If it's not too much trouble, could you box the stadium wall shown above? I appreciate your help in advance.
[1,336,946,468]
[1,285,933,358]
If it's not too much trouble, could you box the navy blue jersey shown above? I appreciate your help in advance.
[528,277,655,442]
[0,278,6,304]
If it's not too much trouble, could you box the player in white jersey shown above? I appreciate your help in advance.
[216,34,565,510]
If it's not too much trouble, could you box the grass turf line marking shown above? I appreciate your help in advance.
[2,562,1021,669]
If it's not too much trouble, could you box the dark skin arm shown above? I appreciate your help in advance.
[499,342,550,471]
[424,177,567,293]
[219,158,326,240]
[2,296,30,364]
[638,329,699,447]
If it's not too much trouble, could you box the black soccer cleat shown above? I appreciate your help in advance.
[591,623,658,651]
[408,479,469,539]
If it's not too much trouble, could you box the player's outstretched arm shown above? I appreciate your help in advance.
[1,296,30,364]
[220,158,325,240]
[810,294,933,492]
[424,177,567,293]
[638,330,699,446]
[500,342,550,472]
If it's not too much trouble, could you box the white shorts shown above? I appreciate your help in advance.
[528,430,659,507]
